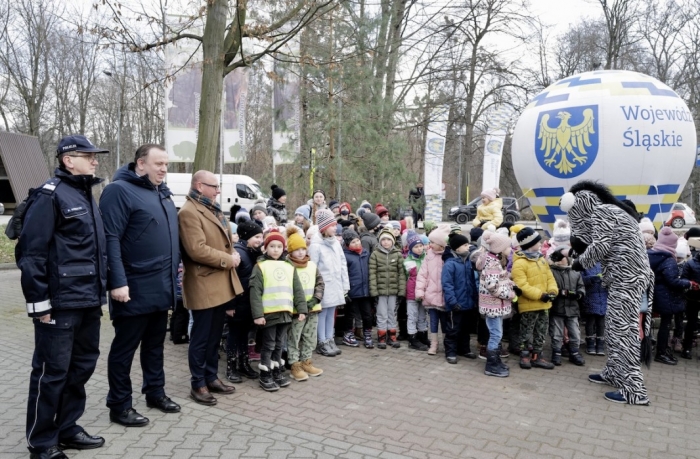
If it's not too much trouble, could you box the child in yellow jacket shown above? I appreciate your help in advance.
[512,227,558,370]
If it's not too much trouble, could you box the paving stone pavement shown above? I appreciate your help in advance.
[1,269,700,458]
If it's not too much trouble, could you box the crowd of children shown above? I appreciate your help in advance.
[211,187,700,395]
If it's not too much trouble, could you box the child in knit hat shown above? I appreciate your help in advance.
[360,212,382,253]
[512,227,558,370]
[268,185,288,224]
[285,226,325,381]
[477,231,516,377]
[251,201,268,227]
[308,209,350,357]
[404,231,429,351]
[250,230,307,391]
[342,228,374,348]
[369,228,406,349]
[416,224,450,355]
[294,205,311,228]
[473,188,503,228]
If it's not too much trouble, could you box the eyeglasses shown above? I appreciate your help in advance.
[200,182,221,190]
[68,153,98,162]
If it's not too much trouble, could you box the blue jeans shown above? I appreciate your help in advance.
[317,307,336,342]
[485,316,503,351]
[428,308,441,333]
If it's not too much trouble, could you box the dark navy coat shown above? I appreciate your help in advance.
[581,263,608,316]
[682,253,700,303]
[441,253,478,311]
[343,247,370,299]
[99,164,179,319]
[16,169,108,316]
[648,249,689,314]
[231,239,262,320]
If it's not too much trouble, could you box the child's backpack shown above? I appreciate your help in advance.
[4,178,61,240]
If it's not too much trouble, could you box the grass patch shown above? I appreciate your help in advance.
[0,225,16,264]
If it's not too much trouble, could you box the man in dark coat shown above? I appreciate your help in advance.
[409,183,426,228]
[100,144,180,427]
[18,135,109,459]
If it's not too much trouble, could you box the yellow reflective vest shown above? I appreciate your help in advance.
[259,260,295,315]
[295,261,320,313]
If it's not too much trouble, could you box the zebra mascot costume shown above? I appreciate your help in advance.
[560,181,653,405]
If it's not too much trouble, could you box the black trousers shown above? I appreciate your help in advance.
[106,310,167,412]
[437,310,467,358]
[189,302,228,389]
[345,297,373,331]
[683,301,700,351]
[585,313,606,337]
[656,313,674,356]
[260,323,290,368]
[26,307,101,454]
[476,315,489,346]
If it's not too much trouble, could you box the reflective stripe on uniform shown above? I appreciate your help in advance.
[27,300,51,315]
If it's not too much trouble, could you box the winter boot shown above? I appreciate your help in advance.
[561,342,570,357]
[388,329,401,349]
[596,337,606,356]
[272,362,291,387]
[226,352,243,383]
[248,343,261,361]
[531,352,555,369]
[363,329,374,349]
[551,348,562,366]
[485,350,509,378]
[495,352,509,371]
[343,331,359,347]
[585,337,596,355]
[377,330,388,349]
[569,347,585,366]
[499,343,509,359]
[301,359,323,376]
[258,365,279,392]
[408,334,429,351]
[238,353,259,379]
[428,333,438,355]
[519,350,531,369]
[317,340,336,357]
[478,345,487,360]
[354,327,364,340]
[329,338,343,355]
[290,362,309,381]
[417,331,431,346]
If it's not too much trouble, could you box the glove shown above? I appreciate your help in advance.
[540,293,551,302]
[571,260,584,272]
[690,281,700,291]
[576,292,584,301]
[559,289,569,297]
[548,294,558,302]
[513,285,523,296]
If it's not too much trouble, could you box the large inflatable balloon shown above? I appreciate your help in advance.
[512,70,697,234]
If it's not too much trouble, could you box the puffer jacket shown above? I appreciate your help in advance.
[360,230,378,254]
[231,240,263,321]
[582,263,608,316]
[473,197,503,227]
[682,252,700,303]
[343,247,370,299]
[369,245,406,297]
[478,252,514,317]
[267,197,288,224]
[549,263,585,317]
[441,252,478,311]
[415,248,445,308]
[403,252,425,300]
[648,249,689,314]
[511,251,558,313]
[308,233,349,308]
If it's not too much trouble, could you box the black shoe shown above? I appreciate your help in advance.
[30,446,67,459]
[408,334,429,351]
[417,331,431,346]
[59,431,105,450]
[238,355,260,379]
[681,349,692,359]
[551,351,562,366]
[109,408,149,427]
[446,356,458,364]
[146,395,181,413]
[569,349,585,366]
[654,353,678,365]
[226,355,243,383]
[272,365,291,387]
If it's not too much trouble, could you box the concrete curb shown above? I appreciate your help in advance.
[0,263,17,271]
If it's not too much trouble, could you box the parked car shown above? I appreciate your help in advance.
[666,202,696,228]
[448,197,520,225]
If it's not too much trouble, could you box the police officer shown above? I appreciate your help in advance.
[17,135,109,459]
[100,144,180,426]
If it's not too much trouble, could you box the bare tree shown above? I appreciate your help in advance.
[598,0,641,69]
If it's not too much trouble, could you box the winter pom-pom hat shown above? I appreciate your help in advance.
[237,220,263,240]
[516,227,542,251]
[271,184,286,201]
[286,225,307,253]
[480,188,497,201]
[316,208,336,233]
[552,219,571,246]
[428,224,451,247]
[639,218,655,235]
[483,231,511,254]
[378,228,396,244]
[654,226,678,256]
[264,229,286,250]
[406,230,422,252]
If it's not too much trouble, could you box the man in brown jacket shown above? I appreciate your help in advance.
[179,170,244,406]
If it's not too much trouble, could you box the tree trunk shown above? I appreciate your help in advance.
[193,0,229,172]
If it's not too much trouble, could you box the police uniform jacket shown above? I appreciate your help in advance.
[178,196,243,310]
[99,164,179,319]
[16,169,108,317]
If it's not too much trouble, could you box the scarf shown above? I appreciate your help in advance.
[288,254,309,268]
[349,246,363,255]
[189,189,227,229]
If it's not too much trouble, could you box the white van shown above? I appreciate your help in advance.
[166,173,269,213]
